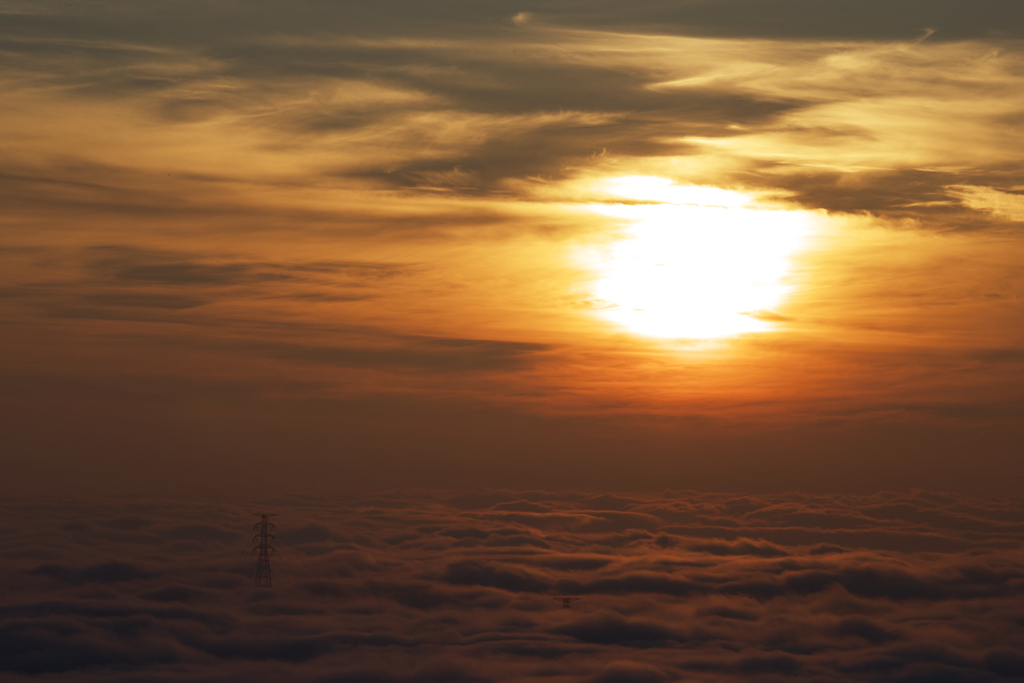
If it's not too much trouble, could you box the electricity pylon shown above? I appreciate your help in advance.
[252,513,277,587]
[554,597,580,609]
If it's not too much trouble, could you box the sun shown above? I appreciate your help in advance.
[580,176,817,339]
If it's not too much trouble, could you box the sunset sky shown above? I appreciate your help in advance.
[3,0,1024,495]
[5,4,1024,683]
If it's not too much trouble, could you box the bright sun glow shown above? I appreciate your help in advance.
[582,176,817,339]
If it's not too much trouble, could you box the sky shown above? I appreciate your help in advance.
[4,4,1024,682]
[4,0,1024,495]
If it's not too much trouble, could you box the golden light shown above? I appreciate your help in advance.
[581,176,818,339]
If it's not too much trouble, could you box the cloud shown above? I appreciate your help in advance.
[28,561,157,585]
[443,560,552,593]
[253,336,550,373]
[514,0,1024,41]
[82,292,210,309]
[553,612,680,647]
[98,516,155,530]
[948,185,1024,222]
[590,660,670,683]
[1,491,1023,681]
[12,2,1020,206]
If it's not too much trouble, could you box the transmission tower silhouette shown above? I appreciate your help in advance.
[554,597,581,609]
[252,513,277,587]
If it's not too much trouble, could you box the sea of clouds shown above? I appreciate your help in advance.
[3,490,1024,682]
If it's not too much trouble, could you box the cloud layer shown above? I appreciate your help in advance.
[3,491,1024,681]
